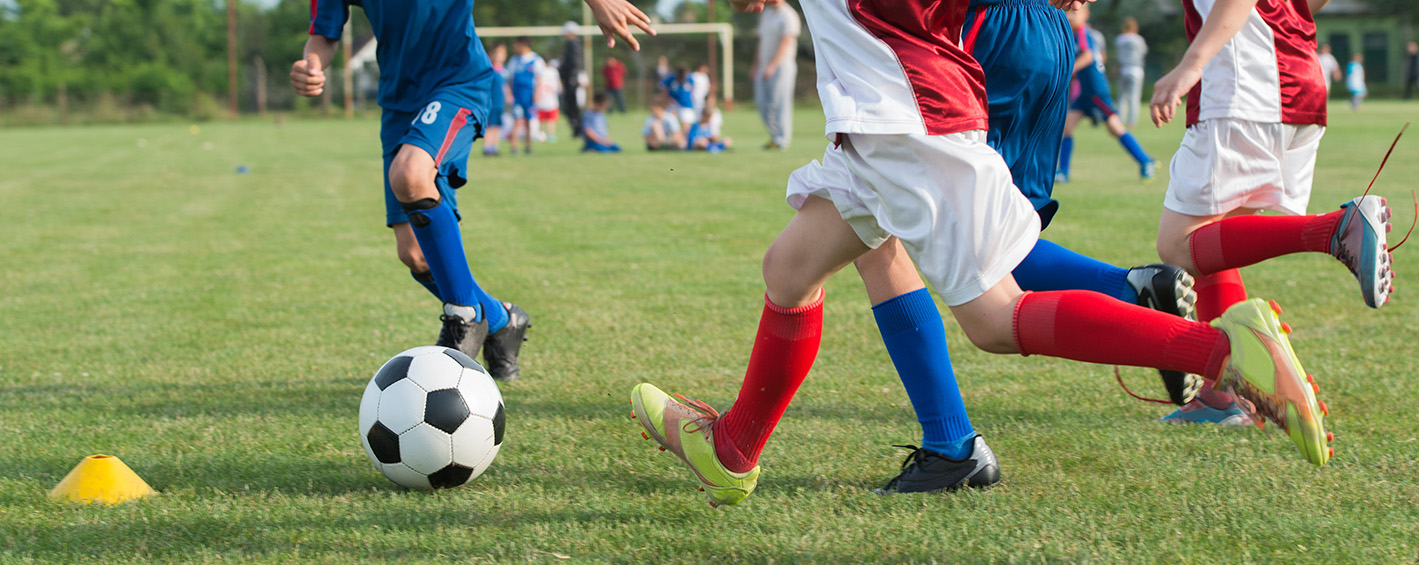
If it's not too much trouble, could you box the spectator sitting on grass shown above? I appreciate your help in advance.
[687,104,732,153]
[581,92,621,153]
[643,96,685,151]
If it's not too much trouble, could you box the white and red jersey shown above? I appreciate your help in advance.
[803,0,988,138]
[1183,0,1326,126]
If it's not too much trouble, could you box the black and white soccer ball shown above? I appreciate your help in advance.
[359,346,505,489]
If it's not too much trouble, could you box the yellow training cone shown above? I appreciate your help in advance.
[48,455,156,504]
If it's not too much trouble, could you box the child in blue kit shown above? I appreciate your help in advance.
[291,0,653,380]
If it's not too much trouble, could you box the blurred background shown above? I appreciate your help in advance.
[0,0,1414,126]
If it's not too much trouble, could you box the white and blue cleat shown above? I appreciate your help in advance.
[1331,195,1394,308]
[1141,161,1157,183]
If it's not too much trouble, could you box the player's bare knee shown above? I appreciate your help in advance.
[388,153,438,203]
[761,244,818,306]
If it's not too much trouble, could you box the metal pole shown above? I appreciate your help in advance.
[226,0,238,119]
[707,0,717,96]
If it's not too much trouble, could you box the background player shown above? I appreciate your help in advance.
[290,0,652,379]
[1148,0,1393,424]
[630,0,1332,509]
[483,43,509,157]
[1056,3,1155,183]
[507,37,546,155]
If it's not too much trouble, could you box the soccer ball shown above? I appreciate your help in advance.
[358,346,505,489]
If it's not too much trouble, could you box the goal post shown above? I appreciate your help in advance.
[477,22,736,105]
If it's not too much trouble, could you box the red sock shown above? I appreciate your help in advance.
[1194,269,1248,322]
[714,291,824,473]
[1013,290,1230,380]
[1189,210,1342,275]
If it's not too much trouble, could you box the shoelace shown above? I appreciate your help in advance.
[439,314,468,343]
[877,444,929,490]
[1113,366,1176,405]
[675,393,720,435]
[891,444,927,471]
[1360,123,1416,252]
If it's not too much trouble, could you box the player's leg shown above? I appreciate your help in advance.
[392,221,440,299]
[1057,110,1083,182]
[850,131,1329,466]
[631,193,871,507]
[770,65,795,149]
[854,241,996,493]
[1098,105,1154,179]
[388,100,520,366]
[1159,121,1393,308]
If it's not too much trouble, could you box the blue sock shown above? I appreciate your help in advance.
[1058,136,1074,176]
[873,288,975,459]
[1119,132,1151,165]
[1013,240,1132,301]
[404,197,504,330]
[410,270,441,301]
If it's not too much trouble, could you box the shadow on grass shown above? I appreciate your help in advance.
[0,377,366,420]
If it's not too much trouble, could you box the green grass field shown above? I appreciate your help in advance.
[2,102,1418,562]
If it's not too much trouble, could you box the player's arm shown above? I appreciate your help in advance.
[292,0,346,97]
[583,0,656,50]
[1073,46,1093,74]
[761,33,797,80]
[1149,0,1260,126]
[292,36,337,97]
[1307,0,1330,14]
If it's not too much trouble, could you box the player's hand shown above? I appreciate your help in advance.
[760,64,777,81]
[585,0,656,50]
[290,54,325,97]
[1149,65,1202,127]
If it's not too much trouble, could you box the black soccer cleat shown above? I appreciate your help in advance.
[1126,263,1203,406]
[874,436,1000,495]
[436,303,489,361]
[483,302,530,382]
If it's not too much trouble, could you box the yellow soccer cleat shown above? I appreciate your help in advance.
[1212,299,1332,465]
[629,383,759,507]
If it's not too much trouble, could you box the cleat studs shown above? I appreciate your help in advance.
[1319,400,1329,415]
[1328,447,1335,459]
[698,487,705,492]
[1281,322,1293,334]
[1269,300,1283,315]
[1312,383,1320,394]
[658,446,666,451]
[1327,432,1334,442]
[1307,374,1316,384]
[642,432,650,440]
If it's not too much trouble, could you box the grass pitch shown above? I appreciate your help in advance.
[1,102,1418,562]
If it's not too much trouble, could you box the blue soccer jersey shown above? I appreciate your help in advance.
[1072,25,1113,102]
[309,0,494,116]
[661,75,696,109]
[507,53,545,98]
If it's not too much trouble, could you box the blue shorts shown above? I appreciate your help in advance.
[1071,73,1118,121]
[964,0,1074,229]
[511,90,535,120]
[380,95,484,227]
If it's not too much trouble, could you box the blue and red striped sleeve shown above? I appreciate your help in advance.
[309,0,349,39]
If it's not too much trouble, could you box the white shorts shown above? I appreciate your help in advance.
[786,131,1040,306]
[1165,118,1325,216]
[669,104,697,126]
